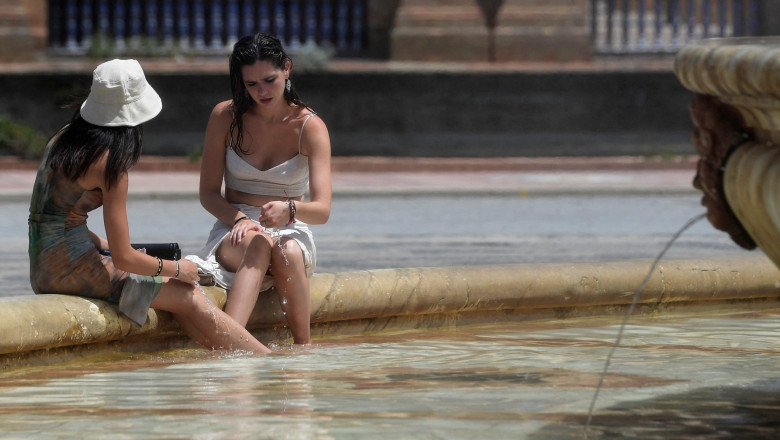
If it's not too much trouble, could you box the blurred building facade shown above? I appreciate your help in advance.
[2,0,777,63]
[2,1,779,158]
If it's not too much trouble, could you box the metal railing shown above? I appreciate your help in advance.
[47,0,366,56]
[591,0,760,54]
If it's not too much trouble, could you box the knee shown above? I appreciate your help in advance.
[155,280,219,318]
[272,239,303,265]
[243,233,273,261]
[173,283,210,314]
[178,286,200,309]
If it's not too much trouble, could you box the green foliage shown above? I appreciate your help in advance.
[186,145,203,163]
[289,43,334,72]
[86,33,116,59]
[87,33,185,59]
[0,116,47,160]
[83,33,333,71]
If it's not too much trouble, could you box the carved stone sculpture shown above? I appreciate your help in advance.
[676,37,780,266]
[689,94,756,250]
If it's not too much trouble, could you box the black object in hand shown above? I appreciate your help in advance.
[132,243,181,260]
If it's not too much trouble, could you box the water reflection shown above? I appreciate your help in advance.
[0,309,779,439]
[540,379,780,439]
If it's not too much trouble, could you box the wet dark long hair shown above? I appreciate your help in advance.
[228,33,307,155]
[47,110,143,190]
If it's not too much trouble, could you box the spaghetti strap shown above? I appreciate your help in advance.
[298,113,317,154]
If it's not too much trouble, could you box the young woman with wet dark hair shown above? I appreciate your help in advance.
[187,33,332,346]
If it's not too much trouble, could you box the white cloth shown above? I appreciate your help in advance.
[185,204,316,292]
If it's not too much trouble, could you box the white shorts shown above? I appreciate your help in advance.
[185,204,316,292]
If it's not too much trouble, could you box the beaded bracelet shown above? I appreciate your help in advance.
[234,216,250,226]
[154,257,163,277]
[286,199,297,226]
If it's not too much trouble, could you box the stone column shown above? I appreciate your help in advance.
[390,0,490,62]
[494,0,591,62]
[364,0,402,59]
[675,38,780,268]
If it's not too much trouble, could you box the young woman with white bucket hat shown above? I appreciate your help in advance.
[28,59,271,354]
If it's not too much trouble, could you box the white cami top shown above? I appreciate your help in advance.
[224,113,316,198]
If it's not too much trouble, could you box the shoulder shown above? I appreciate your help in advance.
[205,100,234,137]
[203,100,236,152]
[211,99,233,116]
[299,112,330,156]
[300,111,327,135]
[80,149,122,191]
[208,100,234,122]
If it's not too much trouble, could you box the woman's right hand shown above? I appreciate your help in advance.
[230,217,261,246]
[176,259,200,285]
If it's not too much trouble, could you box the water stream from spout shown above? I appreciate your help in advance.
[582,212,707,439]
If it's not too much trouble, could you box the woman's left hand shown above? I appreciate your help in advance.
[258,200,290,229]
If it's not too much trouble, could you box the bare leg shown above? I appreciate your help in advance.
[270,238,311,345]
[216,231,273,326]
[151,278,271,354]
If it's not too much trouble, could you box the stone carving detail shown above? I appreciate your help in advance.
[676,37,780,264]
[690,94,756,250]
[723,141,780,266]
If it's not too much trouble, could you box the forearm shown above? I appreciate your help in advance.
[111,247,181,278]
[291,199,330,225]
[200,190,246,225]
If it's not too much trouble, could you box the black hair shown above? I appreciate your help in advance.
[228,32,307,155]
[47,111,143,190]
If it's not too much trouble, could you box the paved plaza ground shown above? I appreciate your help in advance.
[0,155,758,298]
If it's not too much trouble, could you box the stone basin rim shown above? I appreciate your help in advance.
[686,36,780,47]
[1,257,780,370]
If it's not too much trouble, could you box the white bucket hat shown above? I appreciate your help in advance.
[80,59,162,127]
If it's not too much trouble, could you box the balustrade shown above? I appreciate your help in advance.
[592,0,760,54]
[47,0,366,56]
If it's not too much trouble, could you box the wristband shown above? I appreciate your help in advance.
[154,257,163,277]
[285,199,297,226]
[234,216,250,226]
